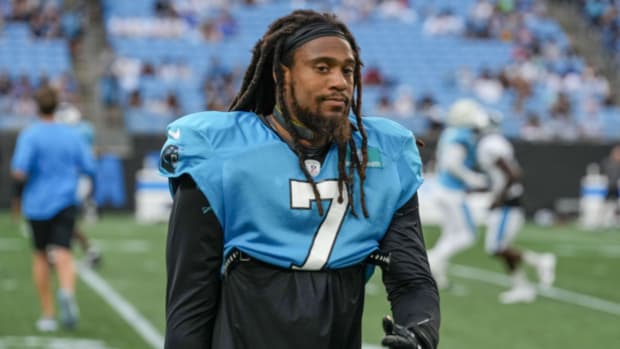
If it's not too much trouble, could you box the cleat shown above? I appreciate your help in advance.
[499,285,537,304]
[537,253,557,289]
[36,317,58,332]
[57,290,79,329]
[85,247,102,269]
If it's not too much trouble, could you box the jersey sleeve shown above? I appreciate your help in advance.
[11,131,34,176]
[396,134,424,209]
[159,114,224,222]
[478,135,512,165]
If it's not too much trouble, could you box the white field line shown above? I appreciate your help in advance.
[451,264,620,316]
[77,266,164,349]
[0,336,113,349]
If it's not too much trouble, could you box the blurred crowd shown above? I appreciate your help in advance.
[0,0,85,121]
[581,0,620,65]
[2,0,619,143]
[0,71,79,116]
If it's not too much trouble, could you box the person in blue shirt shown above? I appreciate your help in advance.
[426,99,490,289]
[160,10,439,349]
[11,86,96,332]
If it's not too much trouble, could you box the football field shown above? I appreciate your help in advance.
[0,212,619,349]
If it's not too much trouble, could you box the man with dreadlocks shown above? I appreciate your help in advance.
[159,9,439,349]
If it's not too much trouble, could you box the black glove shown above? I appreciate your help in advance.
[381,315,421,349]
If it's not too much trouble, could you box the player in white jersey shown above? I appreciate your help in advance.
[477,115,556,304]
[427,99,489,289]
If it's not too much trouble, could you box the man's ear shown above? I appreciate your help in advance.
[275,64,291,84]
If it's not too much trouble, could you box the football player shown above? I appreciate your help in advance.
[55,103,102,269]
[477,114,556,303]
[160,10,439,349]
[426,98,489,289]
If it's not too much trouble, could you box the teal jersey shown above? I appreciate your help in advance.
[436,127,478,190]
[159,111,423,270]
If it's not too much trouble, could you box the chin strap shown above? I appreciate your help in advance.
[271,104,315,141]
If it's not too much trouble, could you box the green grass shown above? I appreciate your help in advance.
[1,212,619,348]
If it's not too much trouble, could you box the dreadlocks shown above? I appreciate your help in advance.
[228,10,369,218]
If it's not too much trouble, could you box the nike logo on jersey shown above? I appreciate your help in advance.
[168,128,181,140]
[201,206,213,215]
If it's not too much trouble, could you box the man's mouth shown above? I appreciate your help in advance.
[322,95,349,108]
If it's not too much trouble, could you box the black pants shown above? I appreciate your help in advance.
[212,260,367,349]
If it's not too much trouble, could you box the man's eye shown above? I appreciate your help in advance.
[316,65,329,73]
[343,67,354,75]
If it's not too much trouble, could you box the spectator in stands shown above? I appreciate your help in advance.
[466,0,494,38]
[422,8,464,36]
[200,19,222,42]
[159,9,439,349]
[372,94,395,117]
[11,86,96,332]
[164,92,181,117]
[578,96,604,141]
[584,0,607,27]
[362,64,386,86]
[520,112,549,142]
[378,0,417,23]
[8,0,35,21]
[216,9,239,38]
[473,68,503,104]
[393,84,416,118]
[128,90,143,110]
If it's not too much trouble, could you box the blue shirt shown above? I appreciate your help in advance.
[159,111,423,270]
[11,121,96,220]
[436,127,478,190]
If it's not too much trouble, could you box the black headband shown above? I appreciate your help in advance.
[283,22,347,55]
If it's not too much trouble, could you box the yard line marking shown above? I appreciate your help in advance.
[77,266,164,349]
[451,264,620,316]
[0,336,114,349]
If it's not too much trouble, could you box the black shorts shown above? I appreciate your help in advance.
[28,206,77,251]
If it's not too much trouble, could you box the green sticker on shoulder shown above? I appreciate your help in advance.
[347,146,383,168]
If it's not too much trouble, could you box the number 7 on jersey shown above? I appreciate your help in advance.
[290,180,349,270]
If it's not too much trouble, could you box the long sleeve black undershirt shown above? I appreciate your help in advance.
[380,194,440,349]
[165,176,439,349]
[165,175,223,349]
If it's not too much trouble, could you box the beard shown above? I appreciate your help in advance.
[288,82,352,145]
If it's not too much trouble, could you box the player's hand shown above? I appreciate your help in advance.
[381,315,421,349]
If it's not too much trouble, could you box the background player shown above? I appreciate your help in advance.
[11,86,96,331]
[426,98,489,289]
[55,102,102,268]
[477,114,557,304]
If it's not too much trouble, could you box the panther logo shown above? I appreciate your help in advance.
[161,145,179,173]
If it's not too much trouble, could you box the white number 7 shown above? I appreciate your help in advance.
[290,180,349,270]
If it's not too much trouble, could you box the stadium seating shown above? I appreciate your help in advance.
[98,0,620,139]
